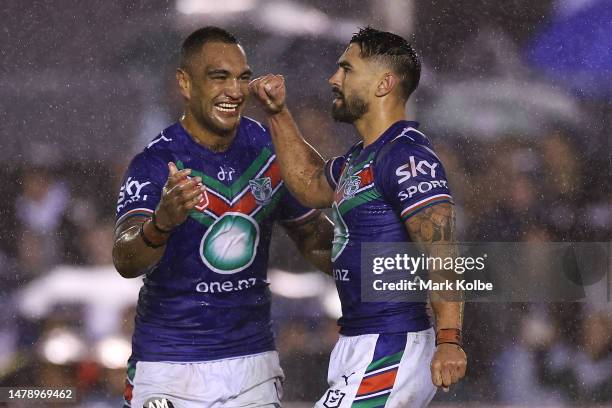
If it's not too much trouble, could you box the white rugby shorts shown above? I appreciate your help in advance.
[123,351,284,408]
[314,328,437,408]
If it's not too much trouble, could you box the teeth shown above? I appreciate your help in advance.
[215,103,239,112]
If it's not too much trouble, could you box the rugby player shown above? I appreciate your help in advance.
[250,27,466,407]
[112,27,333,408]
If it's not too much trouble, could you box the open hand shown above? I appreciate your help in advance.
[154,162,204,231]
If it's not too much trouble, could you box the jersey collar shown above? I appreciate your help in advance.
[363,120,421,153]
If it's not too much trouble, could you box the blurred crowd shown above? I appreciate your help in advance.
[1,0,611,406]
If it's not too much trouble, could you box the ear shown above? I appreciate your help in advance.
[375,73,397,97]
[176,68,191,100]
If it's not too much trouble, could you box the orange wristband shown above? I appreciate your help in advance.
[436,328,462,347]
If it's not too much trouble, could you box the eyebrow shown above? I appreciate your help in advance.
[207,69,230,76]
[338,61,353,69]
[206,68,253,77]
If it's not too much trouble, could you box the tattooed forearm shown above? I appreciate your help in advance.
[406,203,455,256]
[405,202,464,309]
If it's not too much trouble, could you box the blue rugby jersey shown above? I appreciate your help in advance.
[115,117,316,362]
[324,121,453,336]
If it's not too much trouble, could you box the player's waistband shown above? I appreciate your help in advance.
[338,312,431,337]
[129,339,276,363]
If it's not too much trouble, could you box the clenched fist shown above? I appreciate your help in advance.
[430,343,467,391]
[249,74,286,114]
[154,162,205,231]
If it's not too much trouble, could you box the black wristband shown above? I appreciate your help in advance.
[151,211,173,234]
[140,222,166,249]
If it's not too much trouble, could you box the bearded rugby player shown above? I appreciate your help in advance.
[250,27,466,407]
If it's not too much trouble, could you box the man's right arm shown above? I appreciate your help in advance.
[112,162,204,278]
[250,75,334,209]
[113,216,168,278]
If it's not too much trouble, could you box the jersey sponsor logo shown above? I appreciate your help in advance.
[396,126,417,141]
[398,179,448,201]
[146,133,172,149]
[333,269,350,281]
[117,177,151,212]
[342,174,361,200]
[323,389,345,408]
[199,212,260,274]
[249,177,273,205]
[395,157,438,183]
[342,371,356,385]
[195,277,257,293]
[143,397,174,408]
[217,166,236,181]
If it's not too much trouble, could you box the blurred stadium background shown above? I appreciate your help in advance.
[0,0,610,406]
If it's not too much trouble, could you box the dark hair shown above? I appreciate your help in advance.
[179,26,239,72]
[350,26,421,100]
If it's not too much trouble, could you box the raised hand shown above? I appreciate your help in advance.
[154,162,204,231]
[249,74,286,114]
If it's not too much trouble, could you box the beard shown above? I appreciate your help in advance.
[331,92,368,123]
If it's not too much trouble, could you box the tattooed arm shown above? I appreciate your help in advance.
[404,202,467,390]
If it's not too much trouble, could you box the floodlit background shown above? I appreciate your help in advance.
[1,0,610,406]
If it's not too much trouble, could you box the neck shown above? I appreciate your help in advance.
[354,103,406,147]
[180,112,237,152]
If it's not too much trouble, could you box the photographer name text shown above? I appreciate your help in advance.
[373,277,493,291]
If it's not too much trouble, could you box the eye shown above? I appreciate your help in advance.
[240,74,252,81]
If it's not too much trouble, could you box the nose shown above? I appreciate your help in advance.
[328,68,342,88]
[225,79,243,100]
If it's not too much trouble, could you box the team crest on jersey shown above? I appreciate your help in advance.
[249,177,272,205]
[323,389,345,408]
[342,175,361,200]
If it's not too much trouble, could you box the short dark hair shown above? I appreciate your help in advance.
[180,26,239,72]
[350,26,421,100]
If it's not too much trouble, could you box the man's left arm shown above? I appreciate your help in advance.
[405,202,467,390]
[283,211,334,275]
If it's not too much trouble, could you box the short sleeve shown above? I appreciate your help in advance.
[375,141,453,222]
[277,187,319,226]
[115,151,167,227]
[324,156,347,190]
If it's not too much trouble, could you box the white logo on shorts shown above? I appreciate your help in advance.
[323,389,345,408]
[143,397,174,408]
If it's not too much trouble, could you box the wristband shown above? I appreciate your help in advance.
[140,222,166,249]
[151,211,173,234]
[436,328,462,347]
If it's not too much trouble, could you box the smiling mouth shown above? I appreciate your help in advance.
[214,102,240,113]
